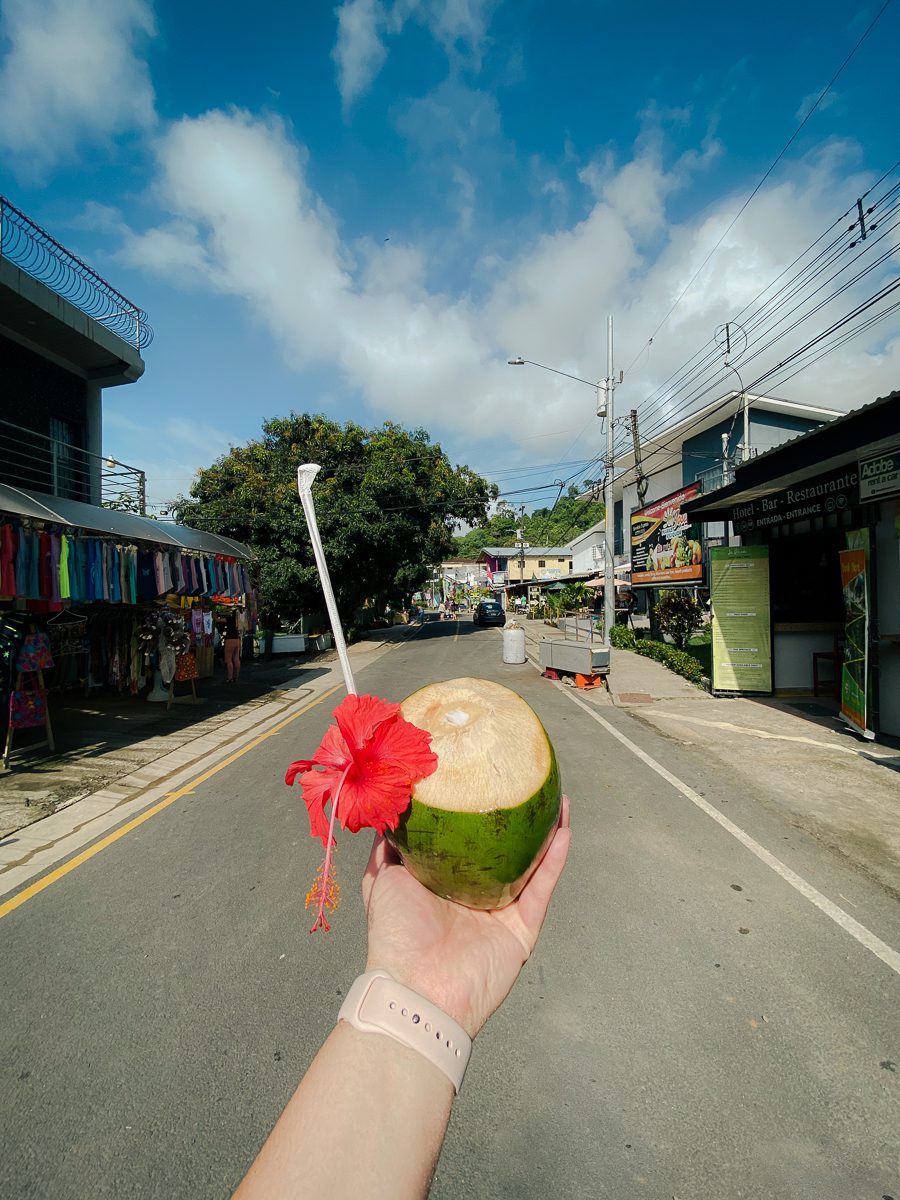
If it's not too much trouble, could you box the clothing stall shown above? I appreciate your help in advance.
[0,483,254,767]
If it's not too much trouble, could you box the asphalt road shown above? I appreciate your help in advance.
[1,619,898,1199]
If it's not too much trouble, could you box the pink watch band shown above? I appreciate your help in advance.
[338,970,471,1093]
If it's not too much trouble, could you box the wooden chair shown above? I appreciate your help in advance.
[812,634,843,698]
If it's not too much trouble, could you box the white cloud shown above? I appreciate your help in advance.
[123,109,351,363]
[795,87,838,123]
[394,78,502,152]
[0,0,157,176]
[332,0,496,109]
[119,108,899,485]
[332,0,388,113]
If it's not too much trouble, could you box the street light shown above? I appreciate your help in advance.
[507,324,620,643]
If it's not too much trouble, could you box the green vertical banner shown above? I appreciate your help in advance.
[710,545,772,694]
[839,543,873,740]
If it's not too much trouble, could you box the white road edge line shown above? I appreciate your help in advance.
[525,652,900,977]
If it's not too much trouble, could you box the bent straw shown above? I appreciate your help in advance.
[297,464,357,697]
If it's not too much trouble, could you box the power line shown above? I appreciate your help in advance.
[627,175,900,451]
[623,0,895,376]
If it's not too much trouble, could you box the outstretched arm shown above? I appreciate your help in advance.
[233,797,571,1200]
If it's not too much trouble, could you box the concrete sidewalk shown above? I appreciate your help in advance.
[525,618,900,898]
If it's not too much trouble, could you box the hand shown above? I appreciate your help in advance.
[361,796,571,1038]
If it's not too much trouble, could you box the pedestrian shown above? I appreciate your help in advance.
[438,600,446,621]
[417,604,425,625]
[232,799,571,1199]
[222,608,241,682]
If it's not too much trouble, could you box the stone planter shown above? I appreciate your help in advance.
[271,633,307,654]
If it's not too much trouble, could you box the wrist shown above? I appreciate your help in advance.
[365,959,481,1038]
[340,969,473,1092]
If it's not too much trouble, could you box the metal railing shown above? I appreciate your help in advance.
[695,445,759,493]
[0,418,146,513]
[0,196,153,351]
[695,462,735,493]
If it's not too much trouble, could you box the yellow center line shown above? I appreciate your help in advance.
[0,683,343,922]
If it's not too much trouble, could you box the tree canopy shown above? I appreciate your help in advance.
[454,486,605,558]
[174,414,496,620]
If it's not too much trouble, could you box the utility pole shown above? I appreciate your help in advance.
[516,506,527,589]
[599,316,620,643]
[630,409,647,505]
[723,320,750,461]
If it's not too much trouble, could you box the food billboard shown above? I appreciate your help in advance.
[630,483,703,586]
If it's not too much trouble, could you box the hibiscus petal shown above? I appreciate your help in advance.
[285,758,315,787]
[366,713,438,781]
[298,767,340,846]
[339,765,413,835]
[313,724,352,771]
[333,694,401,752]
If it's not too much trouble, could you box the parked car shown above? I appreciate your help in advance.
[473,600,506,627]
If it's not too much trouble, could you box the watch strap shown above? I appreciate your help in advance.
[338,970,471,1093]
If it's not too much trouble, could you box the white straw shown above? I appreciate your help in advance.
[297,464,358,697]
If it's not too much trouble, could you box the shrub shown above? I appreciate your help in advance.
[609,624,636,649]
[653,590,704,651]
[633,638,704,685]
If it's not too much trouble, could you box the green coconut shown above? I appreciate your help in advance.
[386,677,561,910]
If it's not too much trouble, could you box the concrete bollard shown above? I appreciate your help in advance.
[502,623,526,664]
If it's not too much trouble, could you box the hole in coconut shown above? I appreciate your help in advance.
[389,1002,396,1010]
[444,709,470,726]
[436,1031,441,1040]
[455,1049,461,1057]
[401,1008,408,1017]
[412,1013,420,1024]
[425,1023,432,1032]
[446,1039,453,1049]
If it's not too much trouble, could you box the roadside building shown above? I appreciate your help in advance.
[685,390,900,739]
[612,392,840,569]
[0,198,253,760]
[478,546,573,588]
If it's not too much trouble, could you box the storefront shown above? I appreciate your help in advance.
[684,392,900,738]
[0,482,254,762]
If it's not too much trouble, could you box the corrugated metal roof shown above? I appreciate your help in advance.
[0,483,254,559]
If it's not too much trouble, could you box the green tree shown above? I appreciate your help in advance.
[559,581,590,610]
[173,414,496,621]
[455,486,604,557]
[653,590,705,651]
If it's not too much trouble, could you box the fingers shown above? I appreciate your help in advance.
[361,834,386,907]
[559,793,571,829]
[361,832,401,907]
[510,809,572,952]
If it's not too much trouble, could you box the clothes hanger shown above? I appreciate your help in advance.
[47,607,88,626]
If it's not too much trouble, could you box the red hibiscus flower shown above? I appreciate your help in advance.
[285,693,438,931]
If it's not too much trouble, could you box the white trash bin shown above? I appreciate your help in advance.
[502,622,526,664]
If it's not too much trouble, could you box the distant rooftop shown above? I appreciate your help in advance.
[479,546,573,557]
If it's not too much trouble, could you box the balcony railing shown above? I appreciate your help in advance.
[0,196,153,351]
[0,418,146,513]
[695,445,759,493]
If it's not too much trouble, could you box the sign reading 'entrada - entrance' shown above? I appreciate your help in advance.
[730,466,859,533]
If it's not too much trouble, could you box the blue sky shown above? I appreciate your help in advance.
[1,0,897,511]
